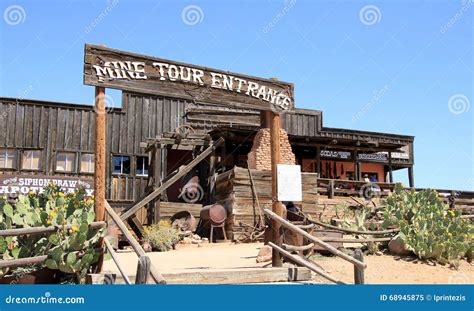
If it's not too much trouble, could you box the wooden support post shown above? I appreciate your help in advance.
[270,111,283,267]
[328,179,335,199]
[94,86,106,272]
[355,157,361,181]
[408,166,414,188]
[316,146,321,176]
[94,86,106,221]
[135,256,151,284]
[353,248,365,284]
[388,151,393,183]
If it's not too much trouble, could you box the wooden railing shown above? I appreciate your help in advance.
[264,208,366,284]
[317,178,474,206]
[0,222,106,270]
[104,201,165,284]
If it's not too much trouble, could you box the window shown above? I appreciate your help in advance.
[80,153,94,173]
[56,152,76,172]
[0,149,16,169]
[21,150,42,171]
[112,155,130,175]
[136,156,149,176]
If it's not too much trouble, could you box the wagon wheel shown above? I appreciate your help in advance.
[175,125,195,138]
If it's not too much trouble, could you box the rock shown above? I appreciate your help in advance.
[388,235,410,256]
[256,245,272,263]
[202,238,209,242]
[181,237,193,244]
[192,234,201,240]
[141,241,152,252]
[375,251,383,256]
[191,239,200,244]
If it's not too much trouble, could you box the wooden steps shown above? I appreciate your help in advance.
[111,267,312,284]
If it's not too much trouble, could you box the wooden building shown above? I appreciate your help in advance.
[0,44,415,232]
[0,94,414,202]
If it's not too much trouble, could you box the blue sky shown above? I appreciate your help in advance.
[0,0,472,190]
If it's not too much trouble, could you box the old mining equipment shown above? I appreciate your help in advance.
[196,204,228,242]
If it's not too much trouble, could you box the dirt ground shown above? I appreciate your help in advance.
[103,242,473,284]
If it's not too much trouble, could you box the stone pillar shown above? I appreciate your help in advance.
[247,128,296,170]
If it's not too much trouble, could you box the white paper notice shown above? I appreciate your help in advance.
[277,164,302,202]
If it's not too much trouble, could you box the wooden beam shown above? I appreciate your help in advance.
[321,237,392,243]
[104,238,132,285]
[135,256,151,284]
[270,111,283,267]
[353,249,365,284]
[307,218,399,235]
[105,201,166,284]
[120,137,224,221]
[94,86,106,272]
[127,267,312,284]
[282,243,314,252]
[0,255,48,269]
[388,151,393,183]
[0,221,105,237]
[408,166,414,188]
[127,214,145,239]
[264,208,366,269]
[269,242,344,284]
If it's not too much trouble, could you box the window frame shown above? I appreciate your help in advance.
[111,154,131,176]
[79,152,95,174]
[0,148,18,171]
[136,156,149,177]
[55,151,77,173]
[20,149,43,172]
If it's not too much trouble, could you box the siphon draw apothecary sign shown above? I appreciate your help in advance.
[0,175,94,197]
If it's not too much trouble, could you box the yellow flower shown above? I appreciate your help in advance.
[49,211,57,218]
[69,225,79,234]
[424,231,429,237]
[46,220,52,225]
[58,192,64,197]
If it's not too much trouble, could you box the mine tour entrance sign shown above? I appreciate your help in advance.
[83,44,294,112]
[83,43,295,268]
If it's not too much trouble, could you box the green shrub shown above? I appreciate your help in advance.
[143,220,180,252]
[383,184,473,267]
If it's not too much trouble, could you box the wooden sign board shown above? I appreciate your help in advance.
[277,164,302,202]
[0,175,94,197]
[83,44,294,112]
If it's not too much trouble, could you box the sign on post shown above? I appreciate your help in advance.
[83,44,294,113]
[277,164,302,202]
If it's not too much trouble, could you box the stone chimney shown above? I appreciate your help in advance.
[247,127,296,170]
